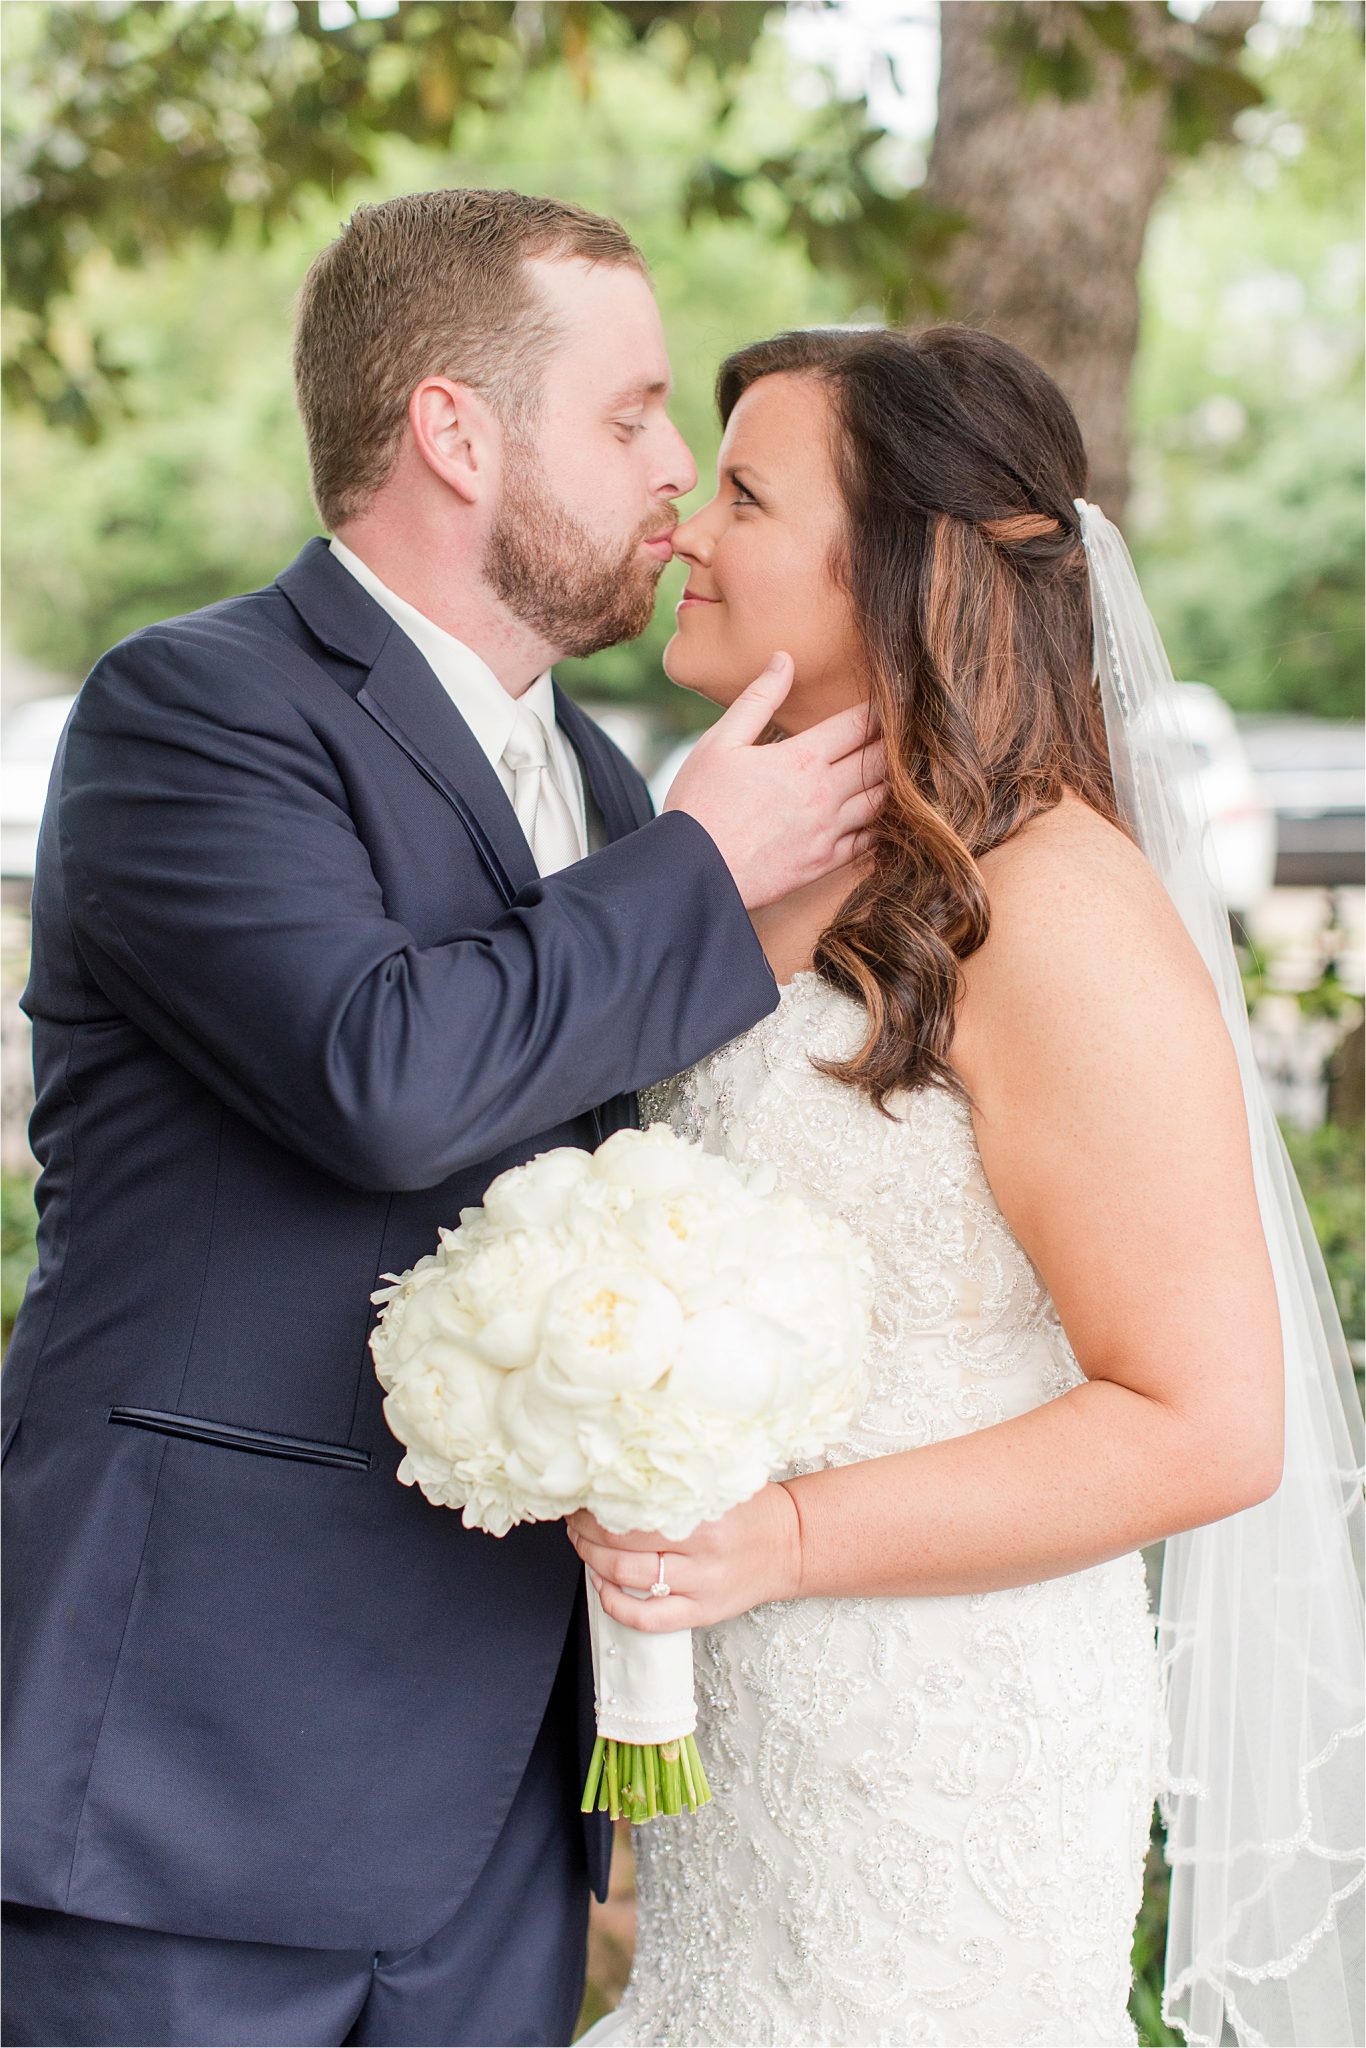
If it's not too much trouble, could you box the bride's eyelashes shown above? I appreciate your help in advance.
[721,464,761,509]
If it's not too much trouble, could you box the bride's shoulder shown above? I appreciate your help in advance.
[974,789,1173,933]
[951,790,1224,1087]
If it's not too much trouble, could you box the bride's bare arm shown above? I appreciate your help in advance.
[570,802,1284,1630]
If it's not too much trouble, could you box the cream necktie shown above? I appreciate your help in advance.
[502,700,583,877]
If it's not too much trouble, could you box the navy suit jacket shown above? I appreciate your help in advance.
[1,539,779,1951]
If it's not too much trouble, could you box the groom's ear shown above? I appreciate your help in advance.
[408,377,498,507]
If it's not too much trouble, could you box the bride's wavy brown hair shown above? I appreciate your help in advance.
[717,323,1128,1113]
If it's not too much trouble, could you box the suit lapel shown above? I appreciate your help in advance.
[277,541,645,874]
[357,629,539,905]
[277,539,538,905]
[354,638,619,1148]
[275,540,643,1145]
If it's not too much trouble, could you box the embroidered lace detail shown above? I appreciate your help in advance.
[611,972,1161,2046]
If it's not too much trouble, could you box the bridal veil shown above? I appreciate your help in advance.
[1076,500,1365,2048]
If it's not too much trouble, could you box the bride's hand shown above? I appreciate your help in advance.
[566,1484,803,1633]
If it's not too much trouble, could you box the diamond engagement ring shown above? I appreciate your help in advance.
[649,1553,671,1598]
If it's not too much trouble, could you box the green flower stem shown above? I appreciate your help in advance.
[579,1736,712,1824]
[584,1735,606,1813]
[679,1734,698,1807]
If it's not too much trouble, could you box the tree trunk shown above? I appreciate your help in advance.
[925,2,1175,520]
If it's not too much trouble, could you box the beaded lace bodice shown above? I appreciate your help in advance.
[642,970,1092,1470]
[592,972,1161,2048]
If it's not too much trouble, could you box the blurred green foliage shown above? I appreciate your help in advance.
[0,6,1359,722]
[2,1172,39,1345]
[1129,1812,1180,2046]
[4,1,1264,432]
[1,0,775,432]
[1282,1118,1366,1345]
[990,0,1261,152]
[2,27,854,716]
[1131,11,1364,718]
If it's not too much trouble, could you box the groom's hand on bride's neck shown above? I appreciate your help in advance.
[662,652,884,910]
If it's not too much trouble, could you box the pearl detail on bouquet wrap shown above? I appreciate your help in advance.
[589,1574,696,1745]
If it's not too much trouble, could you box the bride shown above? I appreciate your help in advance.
[571,326,1364,2046]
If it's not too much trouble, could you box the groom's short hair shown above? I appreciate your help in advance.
[294,187,646,529]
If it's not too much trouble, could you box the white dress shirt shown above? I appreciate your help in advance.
[329,537,591,868]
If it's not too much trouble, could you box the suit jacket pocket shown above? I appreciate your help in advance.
[108,1406,372,1472]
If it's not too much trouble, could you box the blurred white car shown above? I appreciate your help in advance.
[2,694,77,882]
[647,735,700,817]
[1239,717,1365,889]
[651,682,1277,920]
[1163,682,1278,918]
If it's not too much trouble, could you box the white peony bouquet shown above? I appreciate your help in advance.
[370,1123,872,1825]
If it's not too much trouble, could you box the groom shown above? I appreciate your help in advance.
[1,190,880,2047]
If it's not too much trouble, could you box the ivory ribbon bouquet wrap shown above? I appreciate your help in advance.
[370,1124,873,1825]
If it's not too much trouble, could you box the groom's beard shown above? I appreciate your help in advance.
[487,448,668,659]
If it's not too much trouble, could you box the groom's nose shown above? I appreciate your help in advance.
[654,416,698,501]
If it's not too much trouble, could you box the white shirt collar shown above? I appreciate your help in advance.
[328,536,559,768]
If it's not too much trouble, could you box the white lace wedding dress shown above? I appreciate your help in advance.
[585,970,1163,2048]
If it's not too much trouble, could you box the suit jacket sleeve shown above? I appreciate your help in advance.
[56,628,778,1191]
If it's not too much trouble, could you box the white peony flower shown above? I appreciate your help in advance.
[616,1190,736,1306]
[470,1307,542,1373]
[537,1263,683,1396]
[481,1146,592,1231]
[450,1226,550,1320]
[494,1369,588,1490]
[381,1341,503,1466]
[664,1306,789,1419]
[560,1173,637,1256]
[588,1405,773,1539]
[591,1123,718,1197]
